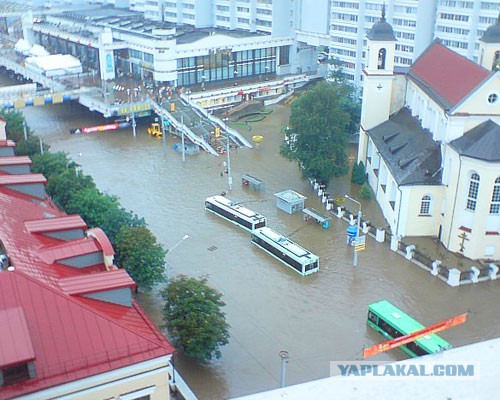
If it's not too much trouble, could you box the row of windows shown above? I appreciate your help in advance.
[330,24,357,34]
[332,36,357,45]
[393,5,417,14]
[441,39,468,49]
[436,25,470,35]
[395,31,416,40]
[256,19,272,27]
[439,0,474,7]
[467,175,500,214]
[440,13,469,22]
[257,8,272,15]
[129,50,153,63]
[396,44,414,53]
[332,13,358,22]
[481,2,500,10]
[331,1,359,9]
[331,48,357,58]
[237,6,249,12]
[394,56,412,65]
[393,18,417,27]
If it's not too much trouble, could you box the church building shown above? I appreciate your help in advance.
[357,10,500,261]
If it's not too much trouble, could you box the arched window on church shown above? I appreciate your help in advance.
[378,48,386,70]
[493,51,500,71]
[466,173,480,211]
[420,195,431,216]
[490,177,500,214]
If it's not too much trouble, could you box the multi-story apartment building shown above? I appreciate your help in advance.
[11,0,500,87]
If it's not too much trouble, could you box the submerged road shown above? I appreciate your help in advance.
[20,98,500,400]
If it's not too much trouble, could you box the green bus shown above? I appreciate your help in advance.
[367,300,452,357]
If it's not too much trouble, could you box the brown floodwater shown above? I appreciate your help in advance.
[16,94,500,399]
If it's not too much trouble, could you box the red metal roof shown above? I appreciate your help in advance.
[25,215,87,233]
[0,166,174,398]
[0,156,32,166]
[38,237,101,264]
[409,41,490,109]
[0,140,16,147]
[0,306,35,368]
[59,269,136,295]
[0,173,47,185]
[0,272,174,399]
[87,227,115,256]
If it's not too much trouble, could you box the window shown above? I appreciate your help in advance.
[419,195,431,215]
[466,173,480,211]
[490,177,500,214]
[378,48,386,69]
[3,364,30,385]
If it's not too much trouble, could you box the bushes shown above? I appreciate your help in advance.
[360,182,372,200]
[351,161,366,185]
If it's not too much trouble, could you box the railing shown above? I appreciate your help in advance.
[180,93,252,149]
[305,177,499,287]
[149,100,219,156]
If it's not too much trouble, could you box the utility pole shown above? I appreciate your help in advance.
[223,117,232,191]
[181,115,185,162]
[345,194,362,267]
[279,351,289,388]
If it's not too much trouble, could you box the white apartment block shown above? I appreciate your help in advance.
[12,0,500,87]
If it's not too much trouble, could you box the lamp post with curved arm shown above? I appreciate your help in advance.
[345,194,362,267]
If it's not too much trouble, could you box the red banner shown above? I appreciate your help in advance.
[364,313,467,358]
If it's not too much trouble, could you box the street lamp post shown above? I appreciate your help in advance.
[345,194,362,267]
[223,117,232,191]
[166,234,190,280]
[279,351,289,388]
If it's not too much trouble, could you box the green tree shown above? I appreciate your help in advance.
[360,182,372,200]
[32,151,73,178]
[280,81,360,183]
[351,161,366,185]
[162,275,230,361]
[65,188,144,245]
[115,226,166,291]
[46,170,96,210]
[1,110,47,156]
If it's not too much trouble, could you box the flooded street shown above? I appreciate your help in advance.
[20,99,500,400]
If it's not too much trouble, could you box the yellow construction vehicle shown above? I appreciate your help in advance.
[147,123,163,138]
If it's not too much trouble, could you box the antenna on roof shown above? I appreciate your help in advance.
[381,3,386,21]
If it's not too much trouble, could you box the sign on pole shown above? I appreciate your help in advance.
[354,235,366,252]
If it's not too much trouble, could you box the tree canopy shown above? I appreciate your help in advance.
[281,81,360,183]
[162,275,230,361]
[115,226,166,291]
[1,110,47,156]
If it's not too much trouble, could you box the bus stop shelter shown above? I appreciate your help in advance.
[242,174,265,191]
[274,190,306,214]
[303,208,331,229]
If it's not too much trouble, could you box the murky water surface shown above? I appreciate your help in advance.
[15,89,500,399]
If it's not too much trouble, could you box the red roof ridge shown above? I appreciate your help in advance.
[58,269,136,295]
[0,156,32,166]
[12,269,174,352]
[38,236,101,264]
[87,227,115,257]
[0,173,47,185]
[25,214,87,234]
